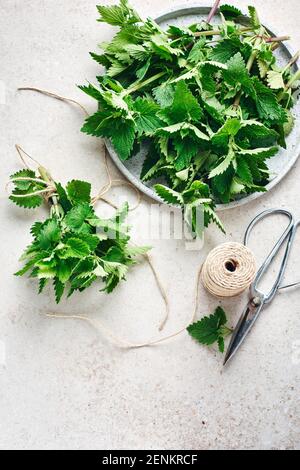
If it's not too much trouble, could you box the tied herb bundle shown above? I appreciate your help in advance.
[80,0,300,234]
[9,166,149,302]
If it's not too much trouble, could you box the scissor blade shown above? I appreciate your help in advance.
[223,296,265,366]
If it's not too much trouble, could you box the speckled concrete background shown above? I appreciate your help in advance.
[0,0,299,450]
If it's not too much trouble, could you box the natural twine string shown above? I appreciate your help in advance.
[201,242,256,298]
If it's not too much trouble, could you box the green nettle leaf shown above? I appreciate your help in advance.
[66,180,91,204]
[223,53,252,94]
[159,81,203,124]
[236,158,253,184]
[248,5,260,29]
[187,307,232,353]
[77,0,299,235]
[154,184,183,205]
[188,39,206,63]
[38,219,61,250]
[65,238,91,258]
[219,4,242,20]
[9,169,45,209]
[54,278,64,303]
[173,137,199,170]
[133,97,163,135]
[153,83,175,107]
[111,120,136,160]
[97,0,141,26]
[64,203,93,232]
[209,39,240,64]
[209,148,235,179]
[9,192,44,209]
[252,78,287,124]
[237,146,278,159]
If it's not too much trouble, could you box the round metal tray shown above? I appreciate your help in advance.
[105,5,300,211]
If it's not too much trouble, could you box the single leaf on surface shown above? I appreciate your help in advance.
[187,307,230,352]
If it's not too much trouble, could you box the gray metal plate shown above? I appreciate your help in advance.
[105,5,300,210]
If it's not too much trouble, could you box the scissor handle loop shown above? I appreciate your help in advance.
[244,209,295,303]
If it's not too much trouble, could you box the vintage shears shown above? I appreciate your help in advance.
[224,208,299,365]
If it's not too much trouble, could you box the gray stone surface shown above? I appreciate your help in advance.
[0,0,299,450]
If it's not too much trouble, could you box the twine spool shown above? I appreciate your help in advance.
[201,242,256,298]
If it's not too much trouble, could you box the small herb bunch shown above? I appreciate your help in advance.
[9,166,149,302]
[80,0,300,234]
[187,307,233,353]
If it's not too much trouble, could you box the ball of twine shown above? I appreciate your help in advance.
[201,242,256,298]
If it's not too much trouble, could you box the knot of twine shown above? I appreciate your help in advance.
[201,242,256,298]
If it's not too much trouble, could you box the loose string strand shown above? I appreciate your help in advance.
[45,263,202,349]
[18,87,89,116]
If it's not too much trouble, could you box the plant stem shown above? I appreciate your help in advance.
[207,0,221,24]
[194,26,252,37]
[271,42,280,51]
[266,35,290,43]
[283,50,300,72]
[38,166,61,217]
[122,71,166,96]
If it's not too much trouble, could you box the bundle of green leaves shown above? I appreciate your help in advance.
[9,167,149,302]
[80,0,300,233]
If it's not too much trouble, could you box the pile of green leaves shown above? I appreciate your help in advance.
[187,306,232,353]
[80,0,300,233]
[9,168,149,302]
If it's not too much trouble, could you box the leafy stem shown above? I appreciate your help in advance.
[121,72,167,96]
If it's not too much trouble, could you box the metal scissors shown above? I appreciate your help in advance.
[224,208,299,366]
